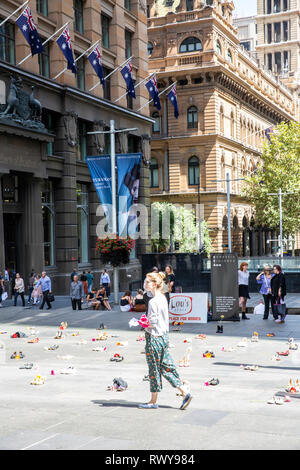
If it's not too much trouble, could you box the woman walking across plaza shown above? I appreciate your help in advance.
[271,265,287,323]
[139,272,192,410]
[238,262,250,320]
[14,273,25,307]
[256,266,274,320]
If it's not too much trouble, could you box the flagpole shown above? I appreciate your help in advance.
[137,81,177,113]
[52,39,99,81]
[113,73,154,104]
[17,21,70,66]
[0,0,29,28]
[88,55,133,93]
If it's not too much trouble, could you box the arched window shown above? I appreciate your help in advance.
[150,158,159,188]
[179,37,203,53]
[220,106,224,134]
[147,42,153,55]
[187,106,198,129]
[152,112,161,133]
[216,40,222,55]
[230,110,235,138]
[227,49,232,63]
[188,156,199,186]
[186,0,194,11]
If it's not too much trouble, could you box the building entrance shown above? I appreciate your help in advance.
[3,213,21,274]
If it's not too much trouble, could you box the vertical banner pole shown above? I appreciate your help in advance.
[279,187,283,259]
[226,173,232,253]
[110,120,119,304]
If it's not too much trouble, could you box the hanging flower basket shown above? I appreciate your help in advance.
[96,235,135,267]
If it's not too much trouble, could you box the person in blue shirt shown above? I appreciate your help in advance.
[100,269,111,297]
[256,266,274,320]
[36,271,52,310]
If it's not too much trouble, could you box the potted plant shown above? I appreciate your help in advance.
[96,235,135,267]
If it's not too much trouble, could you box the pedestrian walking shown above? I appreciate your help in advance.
[139,272,192,410]
[100,269,111,297]
[70,275,84,310]
[165,265,175,293]
[14,273,25,307]
[36,272,52,310]
[86,270,94,293]
[71,268,77,282]
[256,266,274,319]
[27,272,35,304]
[80,271,88,296]
[238,262,250,320]
[32,274,42,305]
[271,265,287,323]
[0,272,4,308]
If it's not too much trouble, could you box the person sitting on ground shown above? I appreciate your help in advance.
[87,288,100,310]
[95,286,112,311]
[133,289,146,312]
[120,291,133,312]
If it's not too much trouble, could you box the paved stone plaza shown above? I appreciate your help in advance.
[1,299,300,450]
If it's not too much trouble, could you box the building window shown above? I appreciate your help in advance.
[274,22,281,42]
[125,0,131,11]
[186,0,194,11]
[41,180,55,267]
[283,21,289,41]
[227,49,232,63]
[101,14,110,49]
[275,51,282,74]
[187,106,198,129]
[267,53,272,71]
[102,67,111,100]
[274,0,280,12]
[152,112,161,133]
[267,23,272,43]
[188,156,199,186]
[77,183,89,264]
[0,19,15,64]
[127,80,135,109]
[125,30,133,59]
[267,0,272,13]
[230,111,235,138]
[220,106,224,134]
[179,37,203,53]
[74,0,84,34]
[36,0,48,16]
[38,41,50,78]
[148,42,153,55]
[77,120,87,161]
[241,41,251,51]
[283,50,289,72]
[75,54,85,90]
[216,40,222,55]
[283,0,288,10]
[150,158,159,188]
[42,111,57,156]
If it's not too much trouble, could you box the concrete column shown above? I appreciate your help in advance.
[54,112,79,293]
[0,176,5,272]
[23,178,44,280]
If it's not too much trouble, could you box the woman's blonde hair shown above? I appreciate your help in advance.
[146,272,165,291]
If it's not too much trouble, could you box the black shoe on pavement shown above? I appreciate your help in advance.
[242,313,250,320]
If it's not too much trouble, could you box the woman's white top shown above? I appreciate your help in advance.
[15,278,25,293]
[238,270,249,286]
[146,292,169,337]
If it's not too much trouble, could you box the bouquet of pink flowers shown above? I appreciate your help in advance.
[138,314,151,329]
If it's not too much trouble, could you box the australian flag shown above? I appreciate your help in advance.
[265,126,274,142]
[120,60,136,98]
[56,27,77,74]
[88,46,105,88]
[167,84,179,119]
[16,7,43,57]
[145,75,161,110]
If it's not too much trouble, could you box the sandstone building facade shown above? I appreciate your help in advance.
[147,0,298,256]
[0,0,152,293]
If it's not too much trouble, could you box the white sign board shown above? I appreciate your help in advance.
[169,293,208,324]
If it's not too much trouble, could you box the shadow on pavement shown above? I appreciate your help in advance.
[91,399,174,409]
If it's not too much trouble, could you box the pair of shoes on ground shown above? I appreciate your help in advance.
[27,337,39,343]
[277,350,289,356]
[241,364,259,371]
[110,354,123,362]
[31,375,45,385]
[11,351,24,360]
[204,378,219,386]
[195,334,206,340]
[288,338,298,350]
[203,350,215,358]
[60,366,77,375]
[268,396,290,405]
[44,345,59,350]
[92,346,107,352]
[286,379,300,393]
[19,363,34,369]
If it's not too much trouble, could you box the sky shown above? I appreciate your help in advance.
[233,0,257,18]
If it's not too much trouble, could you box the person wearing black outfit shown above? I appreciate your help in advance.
[70,275,84,310]
[271,265,287,322]
[165,265,175,293]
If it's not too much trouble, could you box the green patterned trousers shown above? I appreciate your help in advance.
[145,332,182,393]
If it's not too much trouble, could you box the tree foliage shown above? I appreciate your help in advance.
[243,121,300,236]
[151,202,212,255]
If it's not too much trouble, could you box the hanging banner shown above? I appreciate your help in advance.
[211,253,239,320]
[117,153,142,237]
[86,155,112,232]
